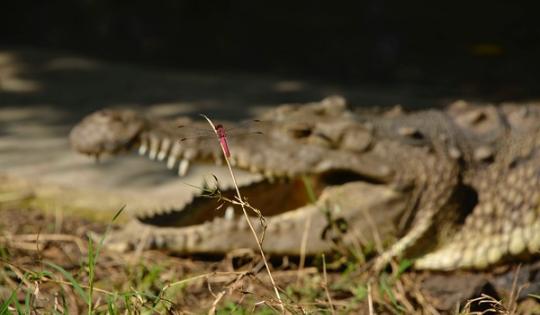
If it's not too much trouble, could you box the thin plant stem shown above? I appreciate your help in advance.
[200,115,284,312]
[297,214,311,285]
[321,254,336,315]
[368,282,374,315]
[297,175,315,285]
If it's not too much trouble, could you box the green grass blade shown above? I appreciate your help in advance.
[44,261,89,302]
[98,205,124,250]
[396,259,413,277]
[0,289,16,314]
[86,205,124,314]
[87,237,95,315]
[94,205,125,265]
[24,289,31,315]
[107,295,118,315]
[301,175,317,203]
[12,294,23,315]
[111,205,125,222]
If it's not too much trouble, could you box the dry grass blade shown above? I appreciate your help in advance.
[0,233,87,252]
[506,265,523,315]
[459,266,526,315]
[367,282,374,315]
[163,271,245,290]
[199,114,284,312]
[461,294,509,315]
[390,276,415,313]
[208,290,227,315]
[321,254,336,315]
[2,261,33,288]
[207,273,246,315]
[400,274,440,315]
[297,214,312,285]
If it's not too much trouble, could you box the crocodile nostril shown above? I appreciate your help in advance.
[288,127,312,138]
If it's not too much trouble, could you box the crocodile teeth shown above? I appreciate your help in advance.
[178,159,190,176]
[149,135,160,160]
[167,142,182,169]
[167,155,178,169]
[224,206,235,220]
[157,138,172,161]
[138,137,148,155]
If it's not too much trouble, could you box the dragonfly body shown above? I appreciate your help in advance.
[214,124,231,157]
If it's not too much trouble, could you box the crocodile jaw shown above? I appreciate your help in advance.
[105,182,407,255]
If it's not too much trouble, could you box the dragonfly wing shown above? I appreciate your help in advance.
[175,119,269,157]
[221,119,270,138]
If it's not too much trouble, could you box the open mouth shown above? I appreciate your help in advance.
[138,161,386,229]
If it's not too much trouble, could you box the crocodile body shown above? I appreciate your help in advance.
[70,97,540,270]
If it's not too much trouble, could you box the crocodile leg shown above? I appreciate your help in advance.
[416,131,540,270]
[372,133,461,270]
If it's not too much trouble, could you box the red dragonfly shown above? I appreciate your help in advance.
[176,117,265,159]
[214,124,231,157]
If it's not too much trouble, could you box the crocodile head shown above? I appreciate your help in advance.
[70,96,451,255]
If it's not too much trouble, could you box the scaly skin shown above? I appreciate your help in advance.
[416,107,540,269]
[70,97,540,270]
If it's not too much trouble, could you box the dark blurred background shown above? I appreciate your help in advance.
[1,1,539,106]
[0,1,539,209]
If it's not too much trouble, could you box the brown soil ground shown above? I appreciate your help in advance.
[1,206,540,314]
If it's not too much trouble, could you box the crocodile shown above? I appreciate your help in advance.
[69,96,540,271]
